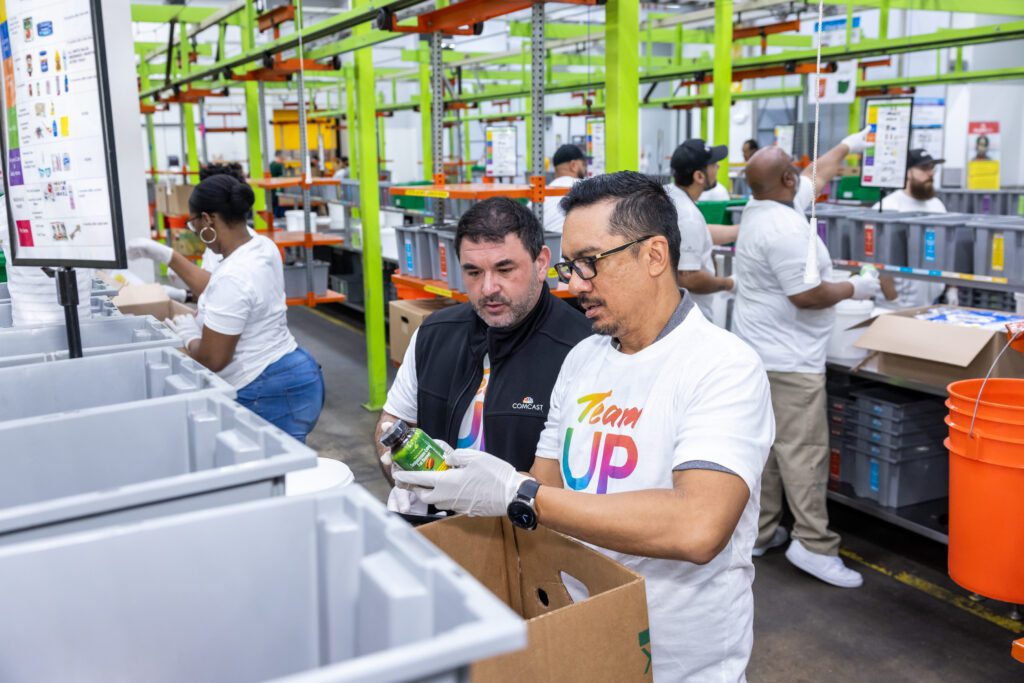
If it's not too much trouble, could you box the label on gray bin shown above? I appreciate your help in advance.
[924,229,936,262]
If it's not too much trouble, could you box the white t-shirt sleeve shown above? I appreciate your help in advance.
[535,350,575,461]
[764,225,822,296]
[794,175,815,214]
[382,329,419,423]
[672,352,774,493]
[201,273,254,336]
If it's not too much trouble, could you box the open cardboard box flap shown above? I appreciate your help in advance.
[849,305,1024,388]
[113,284,193,322]
[419,515,652,682]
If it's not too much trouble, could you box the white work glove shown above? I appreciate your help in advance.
[848,274,882,300]
[392,448,530,517]
[163,285,188,303]
[727,276,738,294]
[387,487,429,515]
[127,238,174,265]
[840,126,871,155]
[166,313,201,349]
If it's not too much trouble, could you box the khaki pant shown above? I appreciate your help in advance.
[757,371,841,556]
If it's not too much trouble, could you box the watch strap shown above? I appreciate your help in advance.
[516,478,540,503]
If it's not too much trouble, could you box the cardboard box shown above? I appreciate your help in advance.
[419,516,652,682]
[852,306,1024,390]
[113,283,193,322]
[156,184,194,217]
[388,298,457,364]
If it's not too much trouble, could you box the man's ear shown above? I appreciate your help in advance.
[536,245,552,280]
[646,236,671,278]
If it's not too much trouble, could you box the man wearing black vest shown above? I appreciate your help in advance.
[376,197,591,512]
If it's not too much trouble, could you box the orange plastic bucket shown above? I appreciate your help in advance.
[948,378,1024,424]
[946,378,1024,604]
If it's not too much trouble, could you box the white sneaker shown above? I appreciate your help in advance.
[752,527,789,557]
[785,539,863,588]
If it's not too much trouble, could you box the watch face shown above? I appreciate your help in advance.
[507,500,537,530]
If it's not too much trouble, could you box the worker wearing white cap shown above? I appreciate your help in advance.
[872,148,948,309]
[664,139,736,321]
[733,129,881,589]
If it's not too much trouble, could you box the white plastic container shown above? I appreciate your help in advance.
[285,209,306,232]
[827,299,874,361]
[328,202,347,230]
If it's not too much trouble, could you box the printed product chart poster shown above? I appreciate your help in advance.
[862,97,913,189]
[0,0,125,266]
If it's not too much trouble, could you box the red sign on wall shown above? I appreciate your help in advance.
[968,121,1000,135]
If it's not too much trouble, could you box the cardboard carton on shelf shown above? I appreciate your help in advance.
[388,297,458,364]
[419,516,652,683]
[112,283,193,322]
[155,183,195,217]
[851,305,1024,389]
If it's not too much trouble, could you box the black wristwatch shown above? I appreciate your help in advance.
[507,479,540,530]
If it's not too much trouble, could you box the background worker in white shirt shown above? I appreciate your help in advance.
[664,139,736,319]
[872,148,948,309]
[543,144,587,234]
[395,172,776,682]
[733,141,880,589]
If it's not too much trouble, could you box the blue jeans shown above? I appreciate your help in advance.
[236,347,324,443]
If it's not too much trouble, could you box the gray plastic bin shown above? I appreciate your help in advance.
[0,485,525,683]
[544,231,562,288]
[848,210,925,265]
[901,213,975,273]
[433,229,463,292]
[851,444,948,507]
[853,386,945,420]
[0,392,314,544]
[394,224,434,280]
[806,204,861,260]
[1,294,120,329]
[969,215,1024,282]
[0,347,234,422]
[0,315,180,368]
[284,260,330,298]
[854,409,946,436]
[853,437,946,463]
[828,438,856,489]
[854,422,944,450]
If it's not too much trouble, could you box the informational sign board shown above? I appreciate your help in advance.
[814,16,861,47]
[773,125,795,157]
[585,117,605,177]
[910,97,945,185]
[966,121,999,190]
[0,0,127,267]
[808,61,857,104]
[484,126,517,178]
[861,97,913,189]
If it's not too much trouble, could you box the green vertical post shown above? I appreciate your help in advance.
[463,114,471,174]
[848,96,862,135]
[140,62,161,237]
[418,49,433,181]
[700,83,709,139]
[712,0,732,189]
[605,0,639,172]
[354,0,387,411]
[845,0,853,46]
[346,66,358,181]
[879,0,890,40]
[179,23,199,184]
[241,2,267,230]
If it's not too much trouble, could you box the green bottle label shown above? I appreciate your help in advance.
[392,428,448,472]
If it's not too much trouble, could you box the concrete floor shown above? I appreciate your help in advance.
[289,306,1023,683]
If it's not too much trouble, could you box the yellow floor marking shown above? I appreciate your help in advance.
[840,549,1023,634]
[303,306,365,336]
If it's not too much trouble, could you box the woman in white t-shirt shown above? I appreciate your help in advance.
[128,175,324,442]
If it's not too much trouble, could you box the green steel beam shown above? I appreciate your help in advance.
[419,48,432,181]
[713,0,732,189]
[240,0,267,230]
[346,66,358,180]
[815,0,1024,16]
[865,65,1024,88]
[136,42,214,58]
[605,0,639,173]
[353,1,386,411]
[508,21,812,47]
[130,5,227,24]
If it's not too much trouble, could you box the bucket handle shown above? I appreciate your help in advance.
[968,327,1024,439]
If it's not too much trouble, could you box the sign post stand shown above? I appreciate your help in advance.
[53,266,82,357]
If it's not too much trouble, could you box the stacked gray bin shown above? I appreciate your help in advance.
[847,210,925,265]
[429,228,463,292]
[849,387,948,508]
[0,485,526,682]
[805,203,862,260]
[937,189,970,213]
[544,231,562,288]
[0,392,314,544]
[969,215,1024,282]
[394,224,435,280]
[284,260,331,297]
[0,315,180,367]
[0,347,234,422]
[901,213,975,273]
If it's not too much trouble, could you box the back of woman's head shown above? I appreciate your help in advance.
[189,174,255,223]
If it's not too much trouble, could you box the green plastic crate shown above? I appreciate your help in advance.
[0,249,6,283]
[392,180,435,211]
[837,176,881,204]
[696,199,747,225]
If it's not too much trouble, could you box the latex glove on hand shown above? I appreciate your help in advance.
[163,285,188,303]
[848,274,882,300]
[127,238,174,265]
[841,127,872,155]
[387,486,428,515]
[392,448,530,517]
[167,313,201,350]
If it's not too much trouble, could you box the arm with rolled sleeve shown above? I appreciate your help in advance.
[189,274,249,372]
[763,226,857,309]
[376,330,420,482]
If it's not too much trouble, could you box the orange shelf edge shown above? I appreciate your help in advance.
[270,231,344,248]
[391,273,575,302]
[286,290,346,307]
[388,183,570,201]
[1013,638,1024,664]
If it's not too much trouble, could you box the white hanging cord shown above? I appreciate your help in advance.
[803,0,826,284]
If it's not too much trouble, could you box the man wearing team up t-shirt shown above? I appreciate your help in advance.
[396,173,776,682]
[376,197,590,514]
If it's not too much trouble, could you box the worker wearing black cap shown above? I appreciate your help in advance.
[665,138,736,320]
[543,144,587,234]
[872,148,948,308]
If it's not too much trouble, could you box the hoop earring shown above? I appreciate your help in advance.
[199,225,218,245]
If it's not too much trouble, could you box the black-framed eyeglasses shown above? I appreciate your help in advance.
[554,235,656,284]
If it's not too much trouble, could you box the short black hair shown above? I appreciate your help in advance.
[552,144,586,167]
[743,139,759,151]
[189,174,255,223]
[559,171,680,270]
[672,166,698,188]
[455,197,544,260]
[199,162,246,183]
